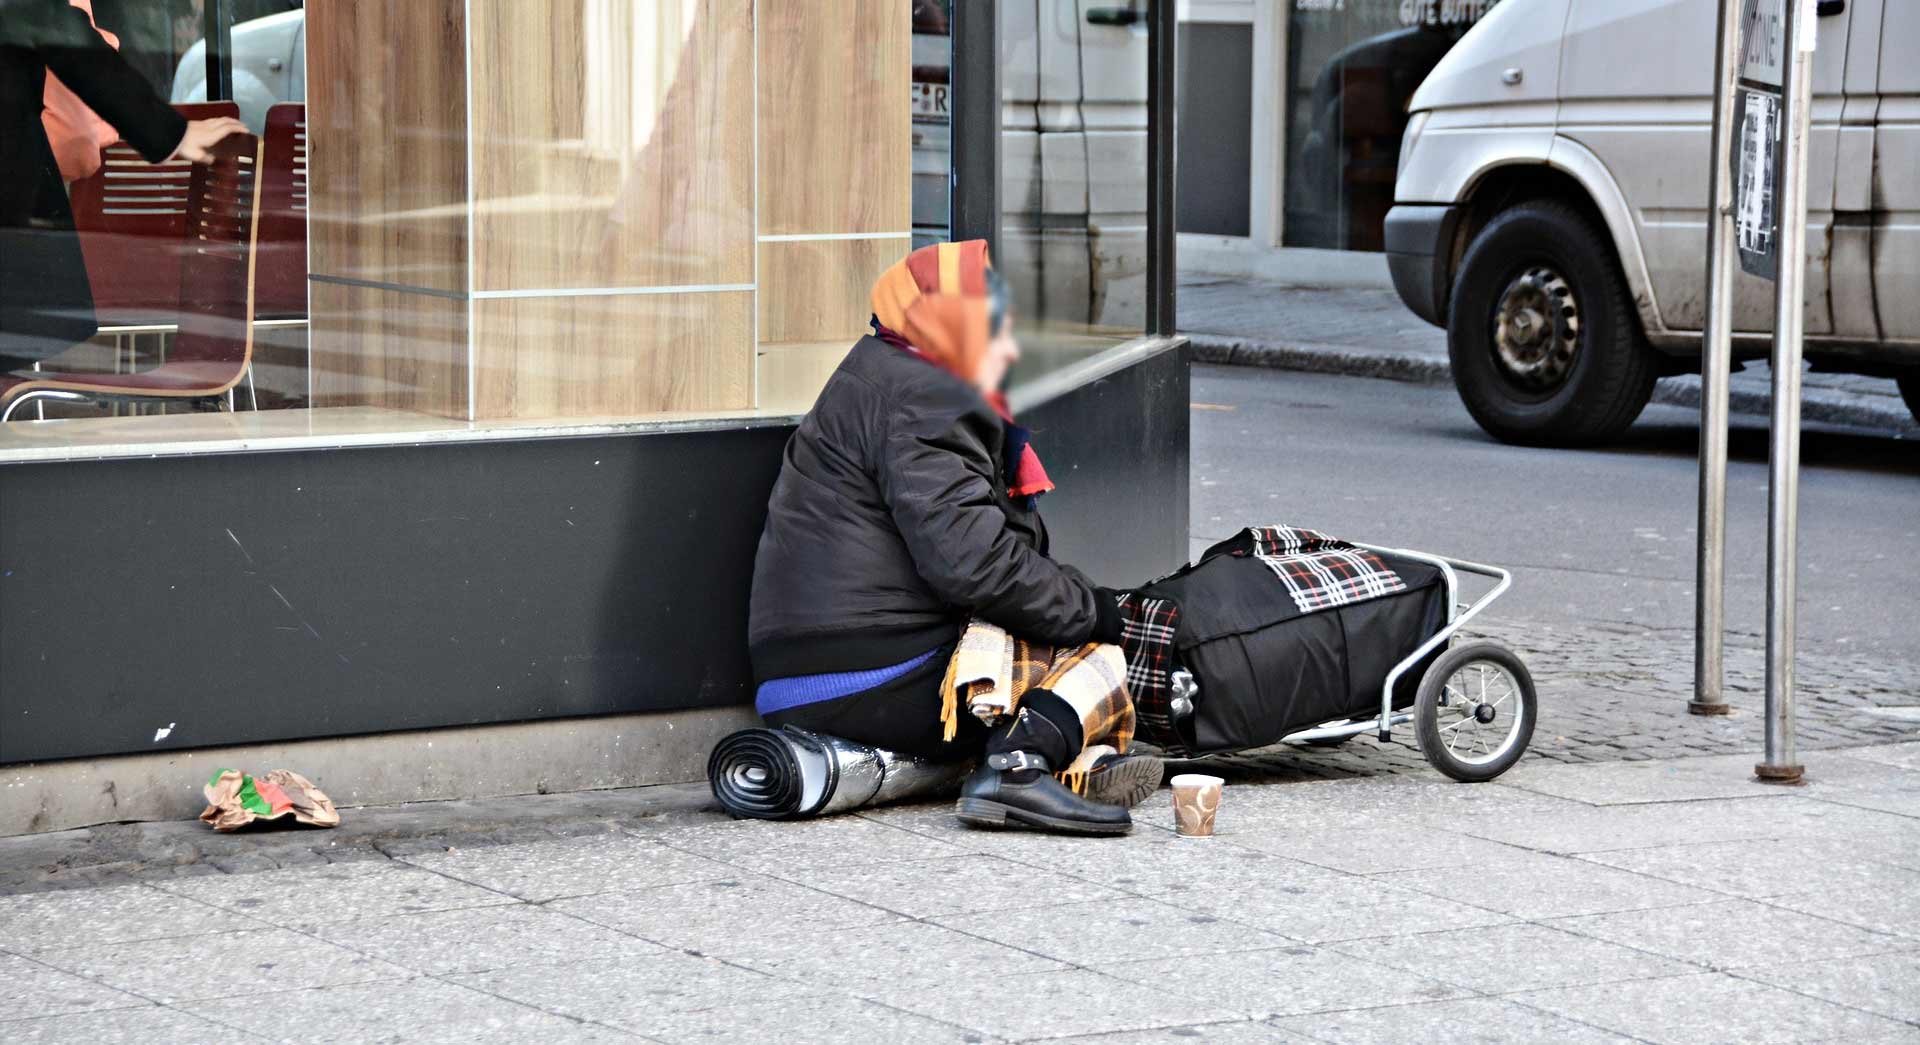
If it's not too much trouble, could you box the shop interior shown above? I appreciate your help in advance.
[1,0,1153,458]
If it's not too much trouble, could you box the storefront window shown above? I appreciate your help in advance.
[912,0,952,250]
[1284,0,1496,250]
[0,0,925,450]
[1000,0,1152,380]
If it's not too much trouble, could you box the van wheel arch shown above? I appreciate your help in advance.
[1444,166,1622,325]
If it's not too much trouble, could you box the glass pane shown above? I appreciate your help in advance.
[1000,0,1151,383]
[150,0,302,132]
[86,0,236,103]
[3,0,926,458]
[912,0,953,250]
[754,0,915,414]
[1283,0,1496,250]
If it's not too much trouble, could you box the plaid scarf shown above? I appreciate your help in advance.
[1238,525,1408,612]
[939,619,1134,791]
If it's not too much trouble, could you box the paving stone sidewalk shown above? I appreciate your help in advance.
[1202,619,1920,784]
[1179,276,1920,438]
[2,618,1915,898]
[1,742,1917,1043]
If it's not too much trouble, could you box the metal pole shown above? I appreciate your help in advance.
[203,0,233,103]
[1146,0,1178,337]
[950,0,1001,259]
[1757,0,1814,784]
[1692,0,1744,717]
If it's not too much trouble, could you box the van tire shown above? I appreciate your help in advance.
[1899,374,1920,427]
[1448,201,1657,446]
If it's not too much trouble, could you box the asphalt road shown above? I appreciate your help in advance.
[1190,364,1920,663]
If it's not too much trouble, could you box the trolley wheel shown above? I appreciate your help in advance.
[1414,641,1536,782]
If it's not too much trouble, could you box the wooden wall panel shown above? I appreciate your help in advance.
[758,340,853,414]
[758,0,912,235]
[309,282,470,419]
[758,237,908,344]
[471,294,752,420]
[468,0,754,292]
[305,0,469,294]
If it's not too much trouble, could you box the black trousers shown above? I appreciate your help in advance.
[762,644,1089,769]
[764,648,988,762]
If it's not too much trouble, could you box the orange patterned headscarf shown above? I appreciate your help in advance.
[870,239,996,386]
[869,239,1054,501]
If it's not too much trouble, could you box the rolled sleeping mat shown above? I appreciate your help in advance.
[708,726,972,820]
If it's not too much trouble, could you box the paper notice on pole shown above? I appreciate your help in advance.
[1739,0,1786,87]
[1735,88,1780,280]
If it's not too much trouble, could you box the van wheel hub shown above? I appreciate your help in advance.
[1494,266,1580,391]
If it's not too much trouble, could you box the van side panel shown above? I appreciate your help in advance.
[1406,0,1568,114]
[1556,0,1843,337]
[1543,136,1665,338]
[1394,114,1555,205]
[1875,0,1920,342]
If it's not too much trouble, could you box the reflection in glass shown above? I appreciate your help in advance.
[1284,0,1494,250]
[0,0,972,452]
[1000,0,1150,383]
[912,0,953,250]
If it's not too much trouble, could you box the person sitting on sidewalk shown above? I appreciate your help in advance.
[747,240,1161,835]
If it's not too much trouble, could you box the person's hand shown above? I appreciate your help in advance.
[169,117,248,164]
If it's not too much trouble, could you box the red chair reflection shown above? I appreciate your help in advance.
[1,135,263,421]
[66,101,241,328]
[256,103,308,320]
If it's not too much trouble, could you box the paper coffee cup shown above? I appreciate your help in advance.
[1170,773,1223,837]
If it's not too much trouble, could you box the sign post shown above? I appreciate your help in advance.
[1692,0,1746,718]
[1755,0,1816,784]
[1695,0,1813,783]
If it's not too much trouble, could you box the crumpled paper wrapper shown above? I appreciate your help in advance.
[200,768,340,832]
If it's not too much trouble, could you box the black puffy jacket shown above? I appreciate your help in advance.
[748,337,1124,682]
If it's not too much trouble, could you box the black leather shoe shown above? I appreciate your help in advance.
[954,751,1132,836]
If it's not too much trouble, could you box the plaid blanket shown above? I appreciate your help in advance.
[1116,593,1184,752]
[1240,525,1407,613]
[939,619,1134,785]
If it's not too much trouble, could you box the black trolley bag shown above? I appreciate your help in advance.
[1136,528,1450,757]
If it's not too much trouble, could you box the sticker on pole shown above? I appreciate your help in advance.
[1739,0,1786,87]
[1735,88,1780,280]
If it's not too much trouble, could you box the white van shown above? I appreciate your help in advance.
[170,8,305,134]
[1386,0,1919,444]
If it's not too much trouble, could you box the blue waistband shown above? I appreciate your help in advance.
[755,647,943,716]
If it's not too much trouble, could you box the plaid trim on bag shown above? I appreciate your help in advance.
[1235,525,1408,613]
[1116,592,1186,753]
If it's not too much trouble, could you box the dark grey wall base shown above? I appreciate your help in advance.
[1019,341,1191,588]
[1,344,1191,765]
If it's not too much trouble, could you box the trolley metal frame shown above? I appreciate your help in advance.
[1275,545,1514,746]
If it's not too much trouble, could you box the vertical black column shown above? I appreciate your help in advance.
[1147,0,1178,336]
[202,0,233,102]
[950,0,1000,257]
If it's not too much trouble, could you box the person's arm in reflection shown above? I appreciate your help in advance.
[40,0,120,183]
[1,0,243,169]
